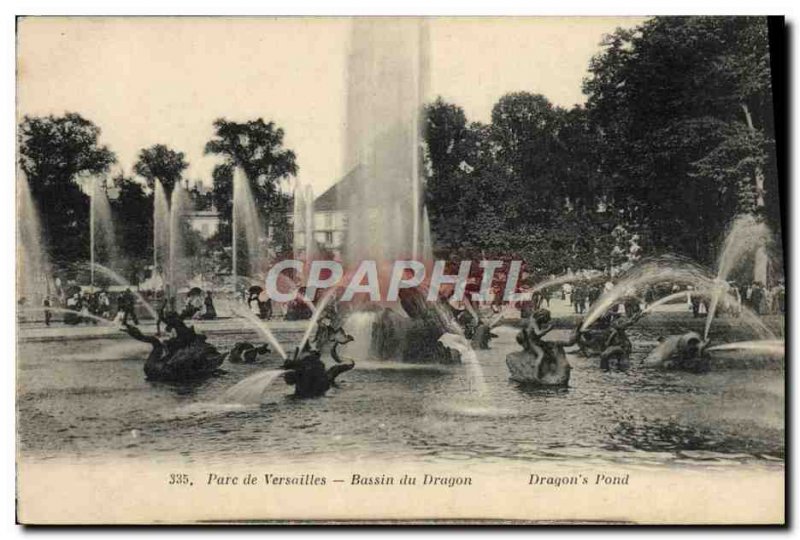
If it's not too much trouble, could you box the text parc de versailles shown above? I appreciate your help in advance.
[207,473,473,488]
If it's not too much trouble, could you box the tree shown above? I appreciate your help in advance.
[133,144,189,194]
[110,173,152,283]
[583,17,778,266]
[422,95,611,273]
[490,92,571,225]
[423,97,470,182]
[423,98,485,241]
[204,118,298,256]
[18,113,116,266]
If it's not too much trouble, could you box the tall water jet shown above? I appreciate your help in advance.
[153,179,170,287]
[704,214,771,340]
[169,183,191,290]
[304,184,315,264]
[421,206,433,263]
[89,177,95,290]
[335,19,473,380]
[341,18,431,269]
[89,176,119,289]
[17,169,50,304]
[291,181,316,268]
[292,180,306,260]
[232,167,268,281]
[78,172,118,291]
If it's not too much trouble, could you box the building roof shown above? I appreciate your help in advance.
[314,167,359,212]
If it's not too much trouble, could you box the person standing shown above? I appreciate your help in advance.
[42,296,51,327]
[155,291,169,336]
[775,280,786,314]
[578,286,588,314]
[729,281,742,317]
[563,282,573,308]
[98,291,111,319]
[572,286,581,314]
[688,287,701,318]
[202,291,217,320]
[750,282,764,315]
[120,288,139,325]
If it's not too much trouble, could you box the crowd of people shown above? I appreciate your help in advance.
[36,287,142,326]
[737,280,785,315]
[516,275,786,320]
[685,280,785,318]
[563,283,604,315]
[26,281,220,327]
[20,268,786,329]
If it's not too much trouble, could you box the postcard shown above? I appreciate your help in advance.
[16,16,785,524]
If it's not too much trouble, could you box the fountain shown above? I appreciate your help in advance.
[228,302,288,360]
[17,169,50,306]
[337,311,377,361]
[85,174,119,291]
[296,287,339,353]
[218,289,340,405]
[153,179,170,287]
[219,369,287,404]
[706,340,784,356]
[304,184,315,263]
[421,206,433,263]
[232,167,268,283]
[90,262,158,320]
[578,218,782,371]
[582,256,715,331]
[291,181,316,271]
[292,181,306,260]
[704,214,772,340]
[168,183,191,290]
[340,18,431,268]
[529,270,603,295]
[439,333,488,396]
[330,19,486,403]
[704,339,785,369]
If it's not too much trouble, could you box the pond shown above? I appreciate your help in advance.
[17,323,784,468]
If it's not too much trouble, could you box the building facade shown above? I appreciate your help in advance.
[294,169,356,259]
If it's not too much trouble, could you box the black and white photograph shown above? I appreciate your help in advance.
[14,15,786,524]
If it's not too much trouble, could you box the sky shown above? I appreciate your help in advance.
[17,16,646,196]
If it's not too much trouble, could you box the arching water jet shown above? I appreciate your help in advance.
[90,262,158,320]
[582,257,714,331]
[704,215,772,341]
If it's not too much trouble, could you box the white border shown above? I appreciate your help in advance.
[3,2,797,537]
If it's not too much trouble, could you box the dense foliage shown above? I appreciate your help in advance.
[423,16,781,275]
[205,118,298,257]
[18,17,782,284]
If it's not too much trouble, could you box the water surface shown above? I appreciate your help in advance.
[17,325,784,468]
